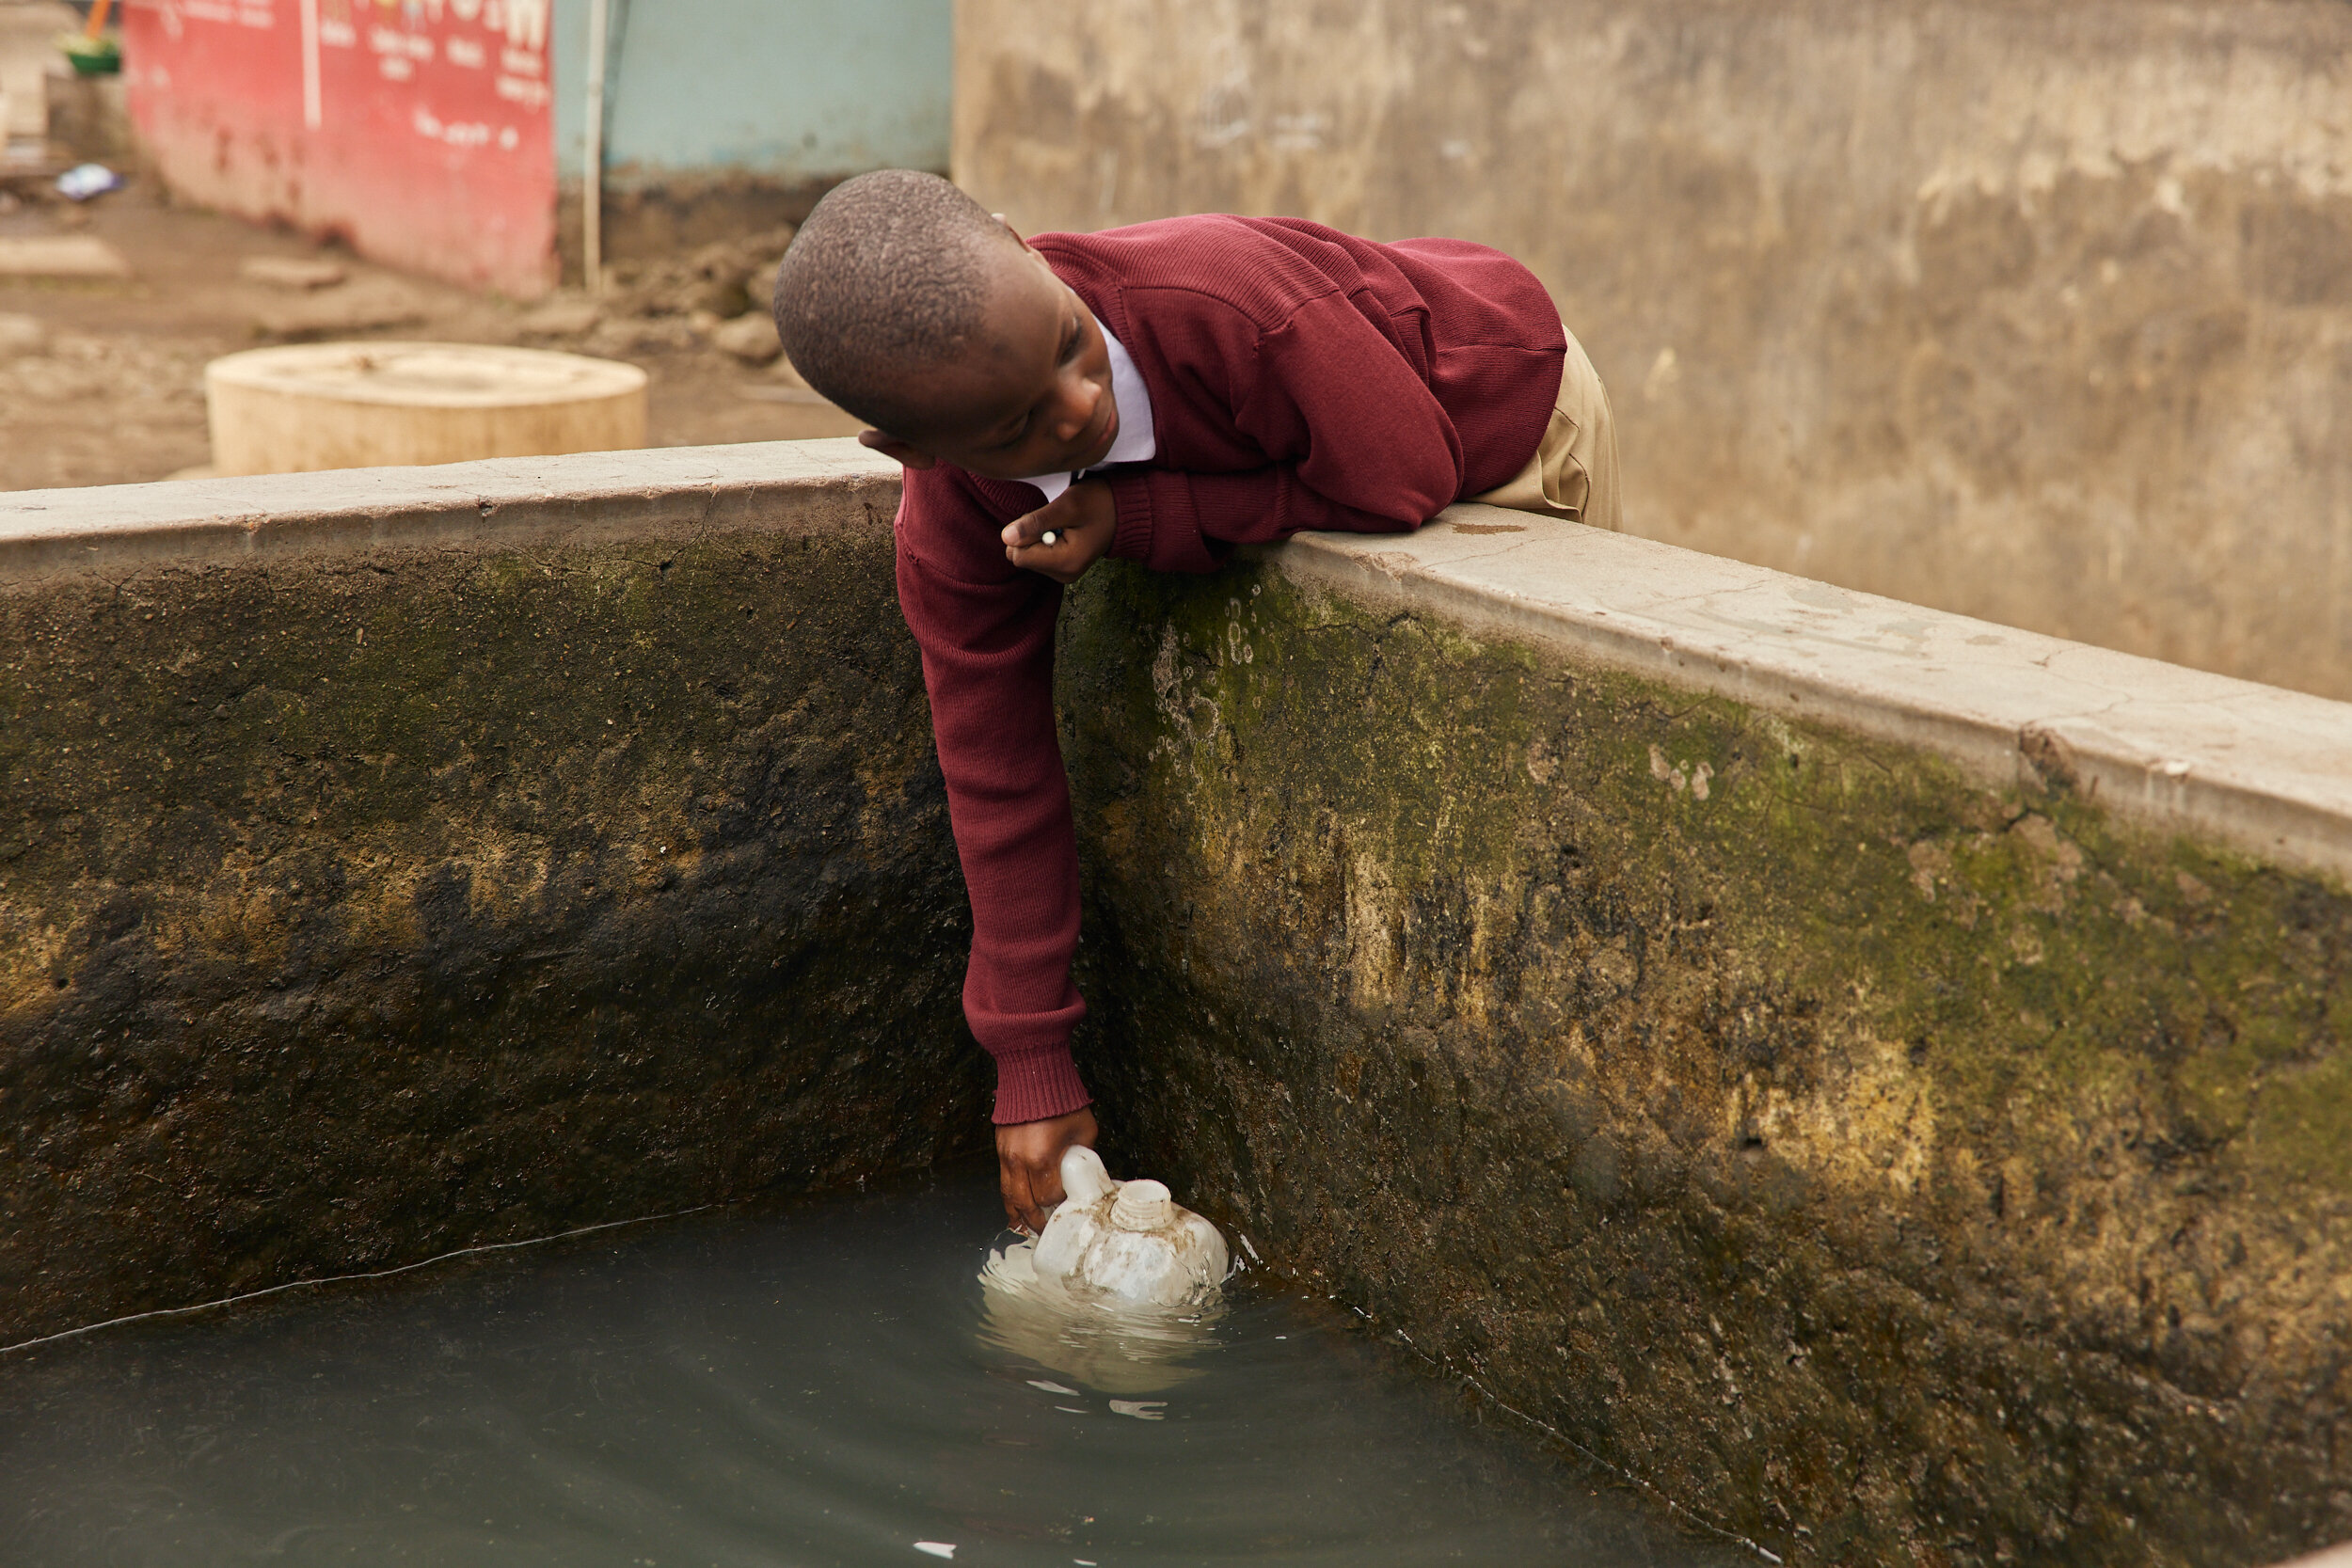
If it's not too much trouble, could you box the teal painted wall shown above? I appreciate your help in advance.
[551,0,951,183]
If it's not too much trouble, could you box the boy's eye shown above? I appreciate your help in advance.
[989,410,1037,451]
[978,316,1082,451]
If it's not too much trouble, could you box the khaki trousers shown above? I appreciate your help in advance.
[1468,326,1622,530]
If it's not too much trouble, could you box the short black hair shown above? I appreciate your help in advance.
[771,169,1016,434]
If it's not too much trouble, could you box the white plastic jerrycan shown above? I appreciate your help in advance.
[1032,1146,1231,1309]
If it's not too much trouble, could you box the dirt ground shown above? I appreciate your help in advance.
[0,176,862,495]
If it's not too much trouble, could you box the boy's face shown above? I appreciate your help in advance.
[862,236,1119,483]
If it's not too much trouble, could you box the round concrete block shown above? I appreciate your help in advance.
[205,341,648,476]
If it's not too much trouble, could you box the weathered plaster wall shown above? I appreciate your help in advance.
[1059,516,2352,1567]
[0,444,981,1344]
[954,0,2352,703]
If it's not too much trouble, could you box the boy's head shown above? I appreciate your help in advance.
[771,170,1119,481]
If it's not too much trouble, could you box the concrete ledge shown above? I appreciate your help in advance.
[1281,509,2352,887]
[2279,1547,2352,1568]
[0,438,898,580]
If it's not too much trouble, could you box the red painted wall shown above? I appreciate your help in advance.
[122,0,556,298]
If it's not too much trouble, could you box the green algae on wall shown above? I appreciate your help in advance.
[1057,558,2352,1568]
[0,527,982,1343]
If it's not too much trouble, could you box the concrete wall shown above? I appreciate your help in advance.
[548,0,952,266]
[1060,513,2352,1566]
[952,0,2352,705]
[122,0,562,297]
[550,0,951,185]
[7,444,2350,1562]
[0,445,981,1344]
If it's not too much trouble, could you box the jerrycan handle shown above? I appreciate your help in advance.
[1058,1144,1119,1207]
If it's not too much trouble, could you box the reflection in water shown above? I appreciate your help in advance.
[0,1166,1739,1567]
[977,1239,1221,1396]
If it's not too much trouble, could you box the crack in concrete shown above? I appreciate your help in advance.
[1388,537,1556,573]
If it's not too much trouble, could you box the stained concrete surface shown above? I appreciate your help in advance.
[7,442,2349,1564]
[0,444,980,1343]
[953,0,2352,705]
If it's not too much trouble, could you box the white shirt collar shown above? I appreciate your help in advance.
[1017,317,1156,502]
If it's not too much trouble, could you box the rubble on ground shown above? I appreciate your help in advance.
[239,256,347,291]
[516,296,603,338]
[710,310,782,365]
[0,312,46,357]
[250,277,428,340]
[513,228,802,368]
[602,227,795,322]
[0,234,132,279]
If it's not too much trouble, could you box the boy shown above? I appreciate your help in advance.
[771,169,1619,1233]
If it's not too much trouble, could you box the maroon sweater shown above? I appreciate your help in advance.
[893,215,1565,1123]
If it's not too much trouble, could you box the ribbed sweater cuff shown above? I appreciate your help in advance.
[1106,472,1156,562]
[1105,471,1224,574]
[991,1046,1093,1126]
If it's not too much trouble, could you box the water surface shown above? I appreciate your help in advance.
[0,1166,1739,1566]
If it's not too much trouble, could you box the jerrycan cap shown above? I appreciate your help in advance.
[1110,1180,1175,1232]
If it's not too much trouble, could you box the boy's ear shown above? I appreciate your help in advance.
[857,427,937,469]
[992,212,1033,252]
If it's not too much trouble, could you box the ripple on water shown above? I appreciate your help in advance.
[0,1167,1739,1567]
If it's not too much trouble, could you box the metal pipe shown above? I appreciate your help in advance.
[298,0,321,131]
[582,0,611,294]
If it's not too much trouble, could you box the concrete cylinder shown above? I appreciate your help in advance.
[205,342,648,476]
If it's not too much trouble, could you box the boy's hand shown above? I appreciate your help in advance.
[1003,480,1116,584]
[996,1105,1100,1234]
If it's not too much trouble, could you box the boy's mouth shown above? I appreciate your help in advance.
[1073,396,1119,470]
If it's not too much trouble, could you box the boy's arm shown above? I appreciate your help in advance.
[1104,292,1471,571]
[893,465,1094,1128]
[1102,465,1418,572]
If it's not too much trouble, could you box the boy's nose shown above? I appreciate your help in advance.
[1051,373,1103,440]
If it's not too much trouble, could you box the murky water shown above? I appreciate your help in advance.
[0,1166,1737,1567]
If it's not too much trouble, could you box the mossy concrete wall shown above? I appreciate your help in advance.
[0,443,982,1345]
[8,442,2349,1564]
[1059,516,2352,1567]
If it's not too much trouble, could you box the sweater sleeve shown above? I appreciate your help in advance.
[1104,291,1468,569]
[894,466,1093,1125]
